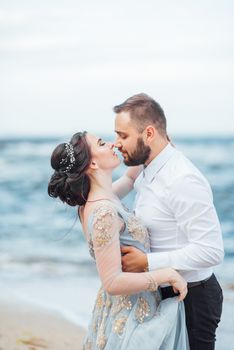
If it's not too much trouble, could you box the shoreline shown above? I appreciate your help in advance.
[0,298,86,350]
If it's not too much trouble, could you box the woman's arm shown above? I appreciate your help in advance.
[90,202,187,300]
[112,165,143,199]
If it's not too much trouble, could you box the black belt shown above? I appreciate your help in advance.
[187,275,211,288]
[160,274,213,300]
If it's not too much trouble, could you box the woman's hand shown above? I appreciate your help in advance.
[169,269,188,301]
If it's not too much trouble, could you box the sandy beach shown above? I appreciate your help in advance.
[0,264,233,350]
[0,300,86,350]
[0,284,234,350]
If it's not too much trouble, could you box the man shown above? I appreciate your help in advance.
[113,93,224,350]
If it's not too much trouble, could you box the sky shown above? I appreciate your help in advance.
[1,0,234,137]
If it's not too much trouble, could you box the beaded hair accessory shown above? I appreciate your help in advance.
[59,143,76,173]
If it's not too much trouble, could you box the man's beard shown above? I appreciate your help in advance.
[123,137,151,166]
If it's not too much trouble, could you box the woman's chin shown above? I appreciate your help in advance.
[114,158,121,168]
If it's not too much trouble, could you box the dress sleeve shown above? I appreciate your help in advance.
[90,202,159,295]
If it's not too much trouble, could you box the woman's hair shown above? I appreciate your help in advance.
[48,131,91,206]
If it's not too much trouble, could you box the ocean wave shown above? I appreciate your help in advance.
[0,251,97,281]
[0,136,234,272]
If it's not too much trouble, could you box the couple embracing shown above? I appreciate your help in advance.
[48,93,224,350]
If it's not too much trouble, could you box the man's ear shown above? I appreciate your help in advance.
[144,125,155,144]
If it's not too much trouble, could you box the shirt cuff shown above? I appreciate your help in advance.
[147,251,171,271]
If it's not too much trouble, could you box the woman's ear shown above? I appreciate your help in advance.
[89,160,99,170]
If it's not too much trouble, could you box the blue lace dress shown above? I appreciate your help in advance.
[83,201,189,350]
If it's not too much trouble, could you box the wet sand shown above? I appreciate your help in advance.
[0,300,86,350]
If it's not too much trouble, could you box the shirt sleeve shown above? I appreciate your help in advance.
[90,203,159,295]
[147,174,224,271]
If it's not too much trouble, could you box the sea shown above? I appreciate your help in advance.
[0,136,234,347]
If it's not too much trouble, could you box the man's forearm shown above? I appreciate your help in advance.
[147,243,224,271]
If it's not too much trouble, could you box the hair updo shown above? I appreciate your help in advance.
[48,131,91,206]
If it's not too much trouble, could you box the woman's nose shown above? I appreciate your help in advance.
[114,140,122,149]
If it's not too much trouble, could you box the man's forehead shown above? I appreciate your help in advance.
[115,110,131,121]
[115,114,140,134]
[115,112,132,127]
[114,122,132,134]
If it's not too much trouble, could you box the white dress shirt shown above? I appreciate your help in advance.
[134,143,224,282]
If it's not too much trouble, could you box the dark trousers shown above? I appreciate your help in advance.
[161,274,223,350]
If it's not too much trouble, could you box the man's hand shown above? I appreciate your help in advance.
[121,246,148,272]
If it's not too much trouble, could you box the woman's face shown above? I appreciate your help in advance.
[86,133,121,170]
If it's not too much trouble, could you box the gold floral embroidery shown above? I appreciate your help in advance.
[111,295,132,316]
[95,288,104,311]
[127,215,149,245]
[92,320,97,333]
[96,310,108,349]
[83,339,92,350]
[92,205,116,247]
[105,294,112,309]
[135,297,151,323]
[113,316,128,336]
[92,290,112,340]
[96,333,106,350]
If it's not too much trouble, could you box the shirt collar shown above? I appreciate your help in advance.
[143,143,176,182]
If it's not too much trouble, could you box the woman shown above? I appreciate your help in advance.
[48,131,189,350]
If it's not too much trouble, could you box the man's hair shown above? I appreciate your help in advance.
[113,93,167,135]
